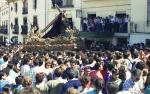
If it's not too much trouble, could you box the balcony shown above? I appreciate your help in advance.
[81,17,129,33]
[13,25,19,34]
[22,7,28,14]
[0,26,8,34]
[79,32,114,39]
[21,24,28,34]
[52,0,74,8]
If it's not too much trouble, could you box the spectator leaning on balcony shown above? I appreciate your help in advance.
[82,18,88,31]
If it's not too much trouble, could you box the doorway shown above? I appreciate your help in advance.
[88,14,96,19]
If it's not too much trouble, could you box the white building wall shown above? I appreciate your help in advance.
[82,0,131,18]
[129,33,150,45]
[0,3,9,41]
[131,0,150,32]
[6,0,49,43]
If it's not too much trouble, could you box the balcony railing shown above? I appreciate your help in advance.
[22,7,28,14]
[21,24,28,34]
[52,0,74,8]
[13,25,19,34]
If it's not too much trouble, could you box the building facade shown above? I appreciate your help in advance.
[80,0,150,46]
[0,0,50,43]
[0,3,9,44]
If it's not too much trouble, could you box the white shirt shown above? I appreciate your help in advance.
[0,61,8,71]
[20,64,30,76]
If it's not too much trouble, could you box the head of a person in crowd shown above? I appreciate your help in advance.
[132,50,139,59]
[144,47,150,55]
[107,63,115,71]
[0,52,3,58]
[35,72,45,84]
[75,54,81,60]
[145,72,150,88]
[6,63,14,70]
[45,59,52,69]
[70,60,78,69]
[82,58,89,66]
[3,55,8,62]
[92,62,102,71]
[54,68,63,78]
[33,58,39,67]
[118,65,126,81]
[148,55,150,61]
[123,50,131,59]
[65,87,78,94]
[83,66,91,76]
[66,68,75,80]
[33,52,39,58]
[94,78,103,94]
[0,71,4,80]
[22,76,32,88]
[15,76,23,85]
[38,57,44,67]
[18,87,40,94]
[2,68,10,78]
[136,61,145,71]
[139,50,146,61]
[80,75,90,88]
[115,51,123,60]
[107,82,119,94]
[60,63,68,72]
[146,60,150,70]
[70,52,76,58]
[21,57,30,65]
[111,69,119,81]
[51,60,58,68]
[113,60,122,70]
[131,69,142,82]
[57,58,64,65]
[43,52,49,62]
[88,57,95,64]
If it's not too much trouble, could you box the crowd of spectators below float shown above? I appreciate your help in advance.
[0,43,150,94]
[81,15,129,33]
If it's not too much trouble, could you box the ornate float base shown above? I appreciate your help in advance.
[22,44,76,52]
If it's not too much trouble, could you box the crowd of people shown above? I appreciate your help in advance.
[0,43,150,94]
[81,15,129,33]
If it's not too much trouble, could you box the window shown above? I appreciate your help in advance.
[22,0,28,14]
[64,0,73,6]
[11,7,13,11]
[23,17,27,24]
[15,3,18,13]
[148,0,150,24]
[33,16,38,26]
[88,13,96,19]
[33,0,37,10]
[15,18,18,25]
[23,0,28,8]
[146,39,150,47]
